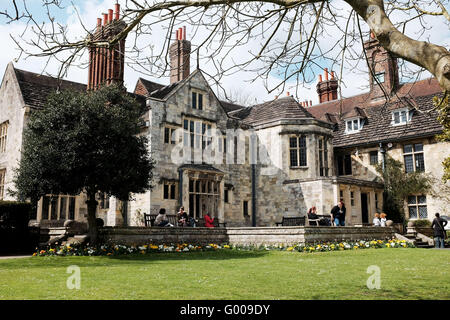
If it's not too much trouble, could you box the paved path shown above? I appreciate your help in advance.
[0,255,31,260]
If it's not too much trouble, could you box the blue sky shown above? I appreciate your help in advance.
[0,1,449,105]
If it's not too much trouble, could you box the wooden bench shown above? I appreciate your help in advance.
[196,218,227,228]
[144,214,178,227]
[307,214,332,226]
[144,214,226,227]
[275,216,306,226]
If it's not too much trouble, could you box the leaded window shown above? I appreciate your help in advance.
[407,195,427,219]
[403,143,424,173]
[289,136,307,167]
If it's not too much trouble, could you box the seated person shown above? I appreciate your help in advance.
[154,208,173,227]
[380,213,387,227]
[307,206,331,226]
[307,206,319,220]
[187,213,197,227]
[373,213,381,226]
[204,212,215,228]
[177,206,188,227]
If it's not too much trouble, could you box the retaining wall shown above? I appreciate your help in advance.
[99,226,396,246]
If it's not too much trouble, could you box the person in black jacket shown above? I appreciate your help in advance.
[431,213,448,248]
[331,201,346,226]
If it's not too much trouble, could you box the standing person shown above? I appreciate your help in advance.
[431,213,448,248]
[204,212,215,228]
[330,201,346,226]
[177,206,188,227]
[154,208,173,227]
[373,213,381,226]
[380,213,387,227]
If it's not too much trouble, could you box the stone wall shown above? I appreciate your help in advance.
[98,226,396,246]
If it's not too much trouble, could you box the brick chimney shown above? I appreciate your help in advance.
[170,26,191,84]
[316,68,338,103]
[88,3,127,90]
[364,32,399,99]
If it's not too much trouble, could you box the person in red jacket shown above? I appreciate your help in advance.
[204,212,215,228]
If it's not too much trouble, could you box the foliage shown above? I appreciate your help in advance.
[33,239,414,257]
[375,156,432,223]
[0,201,37,254]
[12,84,154,242]
[413,219,432,227]
[435,94,450,182]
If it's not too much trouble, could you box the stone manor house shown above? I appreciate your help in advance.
[0,4,449,228]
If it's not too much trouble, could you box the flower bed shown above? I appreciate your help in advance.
[32,239,414,257]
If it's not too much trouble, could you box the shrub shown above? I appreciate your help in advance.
[413,219,431,227]
[0,201,37,254]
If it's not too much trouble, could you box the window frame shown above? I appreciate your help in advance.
[391,108,413,126]
[403,143,425,173]
[191,90,204,110]
[0,121,8,153]
[0,169,5,200]
[345,117,364,134]
[369,151,378,165]
[407,195,427,220]
[318,136,329,176]
[289,135,307,168]
[163,182,178,200]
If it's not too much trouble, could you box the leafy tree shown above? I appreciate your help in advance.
[12,84,154,243]
[435,95,450,182]
[375,156,432,223]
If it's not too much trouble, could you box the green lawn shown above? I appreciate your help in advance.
[0,248,449,299]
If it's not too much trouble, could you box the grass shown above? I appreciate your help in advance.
[0,248,449,300]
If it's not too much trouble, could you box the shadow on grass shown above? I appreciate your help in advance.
[0,250,270,269]
[107,249,270,262]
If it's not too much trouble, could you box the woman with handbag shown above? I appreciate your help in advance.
[431,213,448,248]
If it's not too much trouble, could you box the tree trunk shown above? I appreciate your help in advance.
[346,0,450,91]
[86,192,98,245]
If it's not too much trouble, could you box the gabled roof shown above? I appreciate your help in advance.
[232,96,319,126]
[14,67,86,109]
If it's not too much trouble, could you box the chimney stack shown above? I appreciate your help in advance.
[364,32,399,99]
[170,26,191,83]
[316,68,338,104]
[88,3,127,90]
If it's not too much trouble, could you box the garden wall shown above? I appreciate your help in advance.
[98,226,396,246]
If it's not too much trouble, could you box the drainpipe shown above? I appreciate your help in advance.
[379,143,386,172]
[250,131,257,227]
[178,168,183,207]
[251,163,256,227]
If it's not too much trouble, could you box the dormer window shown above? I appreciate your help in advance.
[345,117,364,134]
[392,108,412,126]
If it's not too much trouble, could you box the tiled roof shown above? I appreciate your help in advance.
[137,77,165,95]
[14,68,86,108]
[233,96,318,126]
[14,67,146,109]
[219,100,245,113]
[306,77,444,147]
[332,93,443,148]
[149,82,179,99]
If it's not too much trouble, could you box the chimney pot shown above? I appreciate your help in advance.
[324,68,329,81]
[183,26,186,40]
[114,3,120,20]
[310,100,312,106]
[331,71,335,80]
[108,9,113,23]
[103,13,108,26]
[319,74,323,82]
